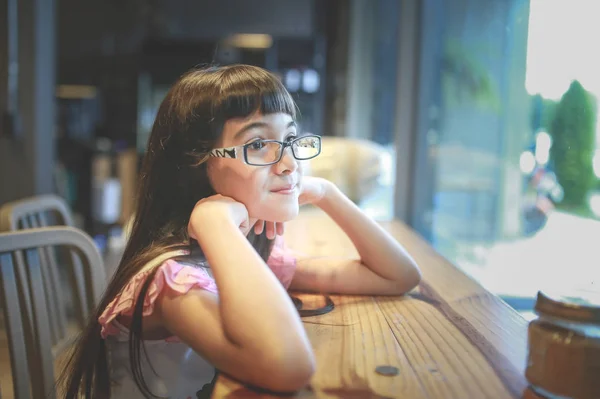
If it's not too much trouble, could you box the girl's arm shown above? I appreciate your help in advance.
[156,202,314,392]
[290,179,421,295]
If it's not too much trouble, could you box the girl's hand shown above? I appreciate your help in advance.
[188,194,250,239]
[298,176,330,206]
[253,220,284,239]
[253,177,332,239]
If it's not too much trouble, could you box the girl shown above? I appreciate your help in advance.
[60,64,421,398]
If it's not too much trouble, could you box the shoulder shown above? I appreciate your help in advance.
[99,255,217,339]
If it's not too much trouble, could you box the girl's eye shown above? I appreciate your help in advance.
[286,134,298,142]
[249,140,266,150]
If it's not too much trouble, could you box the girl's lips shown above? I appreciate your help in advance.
[271,184,297,194]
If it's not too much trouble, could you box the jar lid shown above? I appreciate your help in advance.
[535,287,600,324]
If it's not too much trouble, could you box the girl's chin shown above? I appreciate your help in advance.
[250,204,299,223]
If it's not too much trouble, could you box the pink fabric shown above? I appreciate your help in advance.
[98,236,297,339]
[268,235,298,290]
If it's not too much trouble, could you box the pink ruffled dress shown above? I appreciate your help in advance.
[98,236,297,398]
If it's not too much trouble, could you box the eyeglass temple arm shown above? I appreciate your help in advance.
[209,146,239,159]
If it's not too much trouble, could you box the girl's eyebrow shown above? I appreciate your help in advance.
[233,122,268,141]
[233,120,297,141]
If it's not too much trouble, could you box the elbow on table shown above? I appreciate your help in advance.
[394,262,422,295]
[407,267,422,292]
[254,347,316,393]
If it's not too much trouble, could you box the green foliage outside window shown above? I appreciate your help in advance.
[549,80,597,207]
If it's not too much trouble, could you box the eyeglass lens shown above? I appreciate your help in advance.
[246,136,320,165]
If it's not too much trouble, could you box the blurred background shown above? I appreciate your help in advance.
[1,0,599,318]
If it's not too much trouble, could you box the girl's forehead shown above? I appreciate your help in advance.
[221,112,296,144]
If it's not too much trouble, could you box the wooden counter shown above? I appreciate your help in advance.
[212,209,531,399]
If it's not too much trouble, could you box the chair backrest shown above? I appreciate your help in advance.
[0,195,87,348]
[0,227,105,399]
[0,194,74,231]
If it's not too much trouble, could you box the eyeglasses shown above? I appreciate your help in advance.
[208,134,322,166]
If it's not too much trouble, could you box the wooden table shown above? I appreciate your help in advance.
[212,209,532,399]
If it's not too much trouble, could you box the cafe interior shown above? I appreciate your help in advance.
[1,0,599,398]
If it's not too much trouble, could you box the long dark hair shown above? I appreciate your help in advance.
[58,64,298,398]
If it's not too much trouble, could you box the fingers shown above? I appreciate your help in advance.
[239,217,251,236]
[254,220,265,235]
[254,220,284,239]
[265,221,276,240]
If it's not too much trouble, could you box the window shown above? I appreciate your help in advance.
[409,0,600,317]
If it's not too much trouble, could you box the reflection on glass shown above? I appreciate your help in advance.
[415,0,600,316]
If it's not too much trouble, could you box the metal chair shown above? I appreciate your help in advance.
[0,226,104,399]
[0,194,74,231]
[0,195,88,347]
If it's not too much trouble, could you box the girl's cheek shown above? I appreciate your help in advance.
[298,160,308,176]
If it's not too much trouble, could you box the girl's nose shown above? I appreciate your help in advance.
[275,145,298,175]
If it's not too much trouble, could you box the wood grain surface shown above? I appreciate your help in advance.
[212,209,531,399]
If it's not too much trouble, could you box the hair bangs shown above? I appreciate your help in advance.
[212,67,298,122]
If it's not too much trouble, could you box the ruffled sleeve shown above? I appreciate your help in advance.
[99,237,297,339]
[266,235,298,289]
[98,259,217,339]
